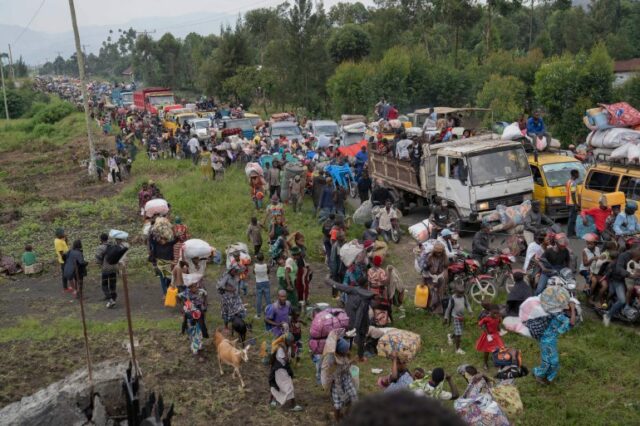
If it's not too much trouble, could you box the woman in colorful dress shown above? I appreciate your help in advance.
[181,280,208,359]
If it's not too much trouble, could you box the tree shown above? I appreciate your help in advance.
[327,61,375,115]
[327,24,371,63]
[328,2,370,26]
[476,74,526,121]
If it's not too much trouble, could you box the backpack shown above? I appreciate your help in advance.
[492,347,522,368]
[264,301,291,331]
[105,244,128,265]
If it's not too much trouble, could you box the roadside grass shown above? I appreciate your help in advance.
[0,316,177,343]
[0,112,87,153]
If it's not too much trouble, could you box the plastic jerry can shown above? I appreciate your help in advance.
[414,284,429,308]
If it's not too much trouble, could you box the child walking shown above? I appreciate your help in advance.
[254,253,270,319]
[247,216,264,256]
[475,304,504,370]
[444,285,472,355]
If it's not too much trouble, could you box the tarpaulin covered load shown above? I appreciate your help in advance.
[343,122,366,133]
[587,128,640,149]
[337,140,367,158]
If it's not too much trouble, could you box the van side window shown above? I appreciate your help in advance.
[619,176,640,201]
[531,165,543,186]
[437,156,446,177]
[585,171,618,192]
[450,158,462,179]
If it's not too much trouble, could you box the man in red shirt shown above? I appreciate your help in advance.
[581,196,611,234]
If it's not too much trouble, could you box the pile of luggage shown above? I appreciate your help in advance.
[584,102,640,161]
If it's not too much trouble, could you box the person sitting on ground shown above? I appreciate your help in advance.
[21,244,42,275]
[409,367,459,400]
[378,354,420,392]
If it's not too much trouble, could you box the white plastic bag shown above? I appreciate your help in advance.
[183,238,213,259]
[610,143,630,159]
[628,144,640,162]
[339,240,365,267]
[501,122,522,140]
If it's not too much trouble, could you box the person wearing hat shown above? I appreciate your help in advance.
[288,174,305,213]
[54,228,70,293]
[524,200,555,244]
[581,195,611,235]
[321,329,357,422]
[437,228,457,260]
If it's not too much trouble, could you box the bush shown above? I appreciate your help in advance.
[24,102,49,118]
[31,101,75,125]
[30,123,56,138]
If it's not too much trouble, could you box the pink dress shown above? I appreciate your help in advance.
[475,316,504,353]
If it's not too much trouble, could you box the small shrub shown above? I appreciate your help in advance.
[32,101,75,125]
[30,123,56,138]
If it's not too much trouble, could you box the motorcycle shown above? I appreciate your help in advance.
[592,260,640,324]
[448,253,497,305]
[484,249,517,295]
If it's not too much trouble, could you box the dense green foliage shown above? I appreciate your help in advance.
[38,0,640,143]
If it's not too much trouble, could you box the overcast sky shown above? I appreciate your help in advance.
[2,0,375,33]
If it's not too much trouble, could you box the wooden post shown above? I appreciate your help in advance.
[121,266,139,376]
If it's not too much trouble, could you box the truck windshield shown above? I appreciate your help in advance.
[314,125,338,136]
[228,119,253,131]
[272,125,302,137]
[542,162,586,187]
[148,95,175,106]
[468,147,530,186]
[342,132,364,146]
[121,93,133,103]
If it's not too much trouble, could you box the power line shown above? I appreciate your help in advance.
[13,0,48,45]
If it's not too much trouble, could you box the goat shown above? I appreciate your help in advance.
[230,315,247,346]
[214,329,250,388]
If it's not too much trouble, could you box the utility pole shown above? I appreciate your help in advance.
[7,44,15,81]
[0,54,9,120]
[68,0,96,177]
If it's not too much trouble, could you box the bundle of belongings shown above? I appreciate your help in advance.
[584,102,640,162]
[482,200,532,233]
[501,122,561,151]
[502,286,581,338]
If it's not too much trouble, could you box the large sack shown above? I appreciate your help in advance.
[244,162,263,178]
[610,143,631,159]
[343,122,366,133]
[308,338,327,355]
[144,199,169,218]
[518,296,547,323]
[501,122,523,140]
[454,393,510,426]
[601,102,640,127]
[535,136,548,151]
[377,329,421,362]
[353,200,373,225]
[309,308,349,340]
[183,239,213,259]
[109,229,129,240]
[339,240,365,267]
[409,220,433,243]
[587,128,640,149]
[628,144,640,162]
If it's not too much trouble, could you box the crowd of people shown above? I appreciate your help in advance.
[7,83,637,424]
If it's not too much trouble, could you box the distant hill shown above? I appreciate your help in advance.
[2,11,233,65]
